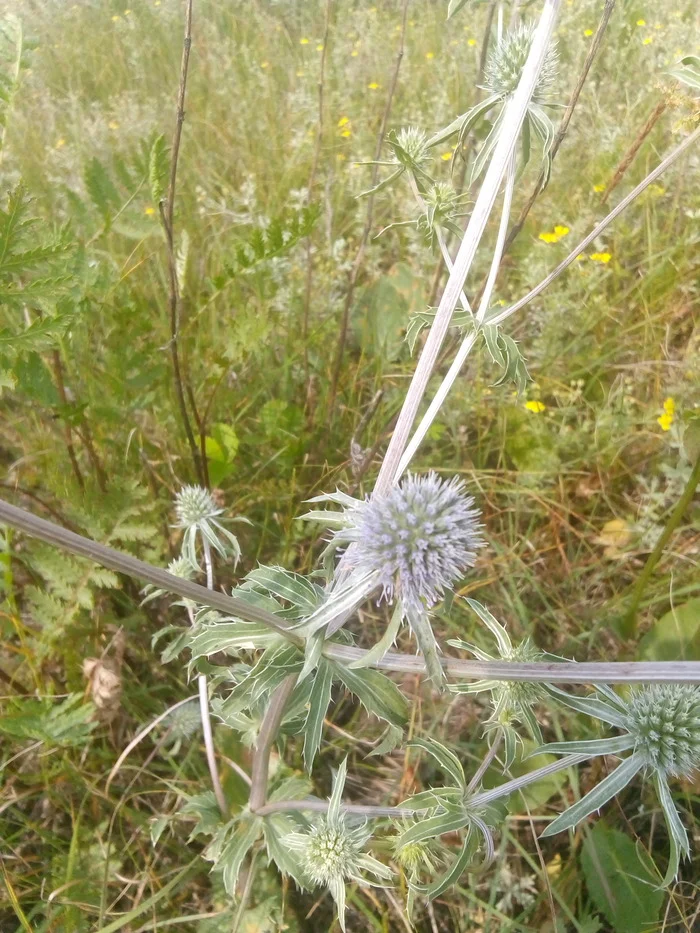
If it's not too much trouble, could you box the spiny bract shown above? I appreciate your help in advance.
[341,472,483,612]
[624,684,700,778]
[482,22,559,101]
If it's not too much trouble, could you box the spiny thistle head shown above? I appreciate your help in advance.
[482,23,559,102]
[165,699,201,740]
[172,485,243,567]
[340,473,484,612]
[141,554,197,604]
[302,820,363,887]
[393,126,430,165]
[624,684,700,779]
[174,485,222,528]
[492,638,547,724]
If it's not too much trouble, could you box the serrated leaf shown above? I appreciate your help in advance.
[303,660,333,772]
[332,663,408,728]
[408,737,466,790]
[217,818,262,896]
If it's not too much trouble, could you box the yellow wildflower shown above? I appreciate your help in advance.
[299,37,309,45]
[351,49,359,57]
[642,36,653,45]
[553,225,569,237]
[338,116,350,127]
[575,253,586,261]
[55,138,66,148]
[593,183,605,192]
[589,252,611,263]
[663,397,675,416]
[538,232,559,243]
[583,29,593,37]
[341,129,351,138]
[111,14,120,21]
[108,120,120,130]
[367,82,380,90]
[467,38,477,47]
[524,400,546,413]
[260,61,269,69]
[441,151,452,161]
[426,52,434,60]
[636,19,646,26]
[144,206,155,216]
[657,412,673,431]
[316,44,324,51]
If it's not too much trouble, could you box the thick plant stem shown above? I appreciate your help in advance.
[373,0,561,497]
[1,498,700,684]
[620,452,700,639]
[249,674,299,812]
[161,0,204,485]
[199,539,227,815]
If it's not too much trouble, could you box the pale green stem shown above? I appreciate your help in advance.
[199,538,227,816]
[372,0,562,498]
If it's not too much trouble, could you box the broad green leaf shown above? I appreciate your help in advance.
[332,663,408,728]
[638,599,700,661]
[303,660,333,772]
[581,824,663,933]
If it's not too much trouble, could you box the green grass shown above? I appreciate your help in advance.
[1,0,699,930]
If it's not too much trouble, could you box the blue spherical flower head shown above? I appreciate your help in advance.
[347,472,484,614]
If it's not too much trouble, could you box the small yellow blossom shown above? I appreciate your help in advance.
[663,397,675,416]
[426,52,434,60]
[367,82,380,90]
[441,151,452,161]
[351,49,359,57]
[539,232,559,243]
[553,225,569,237]
[467,38,477,47]
[636,19,646,26]
[260,61,269,69]
[642,36,653,45]
[299,37,309,45]
[316,44,324,51]
[341,129,351,138]
[144,206,155,216]
[55,138,66,148]
[589,252,612,263]
[524,400,546,413]
[657,412,673,431]
[338,116,350,127]
[575,253,586,261]
[583,29,594,37]
[593,183,605,193]
[108,120,120,130]
[111,14,121,21]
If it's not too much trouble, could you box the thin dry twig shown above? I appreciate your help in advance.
[601,93,669,204]
[327,0,410,418]
[160,0,205,485]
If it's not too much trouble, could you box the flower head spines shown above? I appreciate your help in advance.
[339,472,484,613]
[174,485,223,528]
[625,684,700,779]
[482,22,559,102]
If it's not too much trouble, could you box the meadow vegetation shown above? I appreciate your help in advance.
[1,0,699,930]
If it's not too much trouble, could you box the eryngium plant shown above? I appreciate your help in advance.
[538,684,700,884]
[283,761,393,931]
[173,484,243,568]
